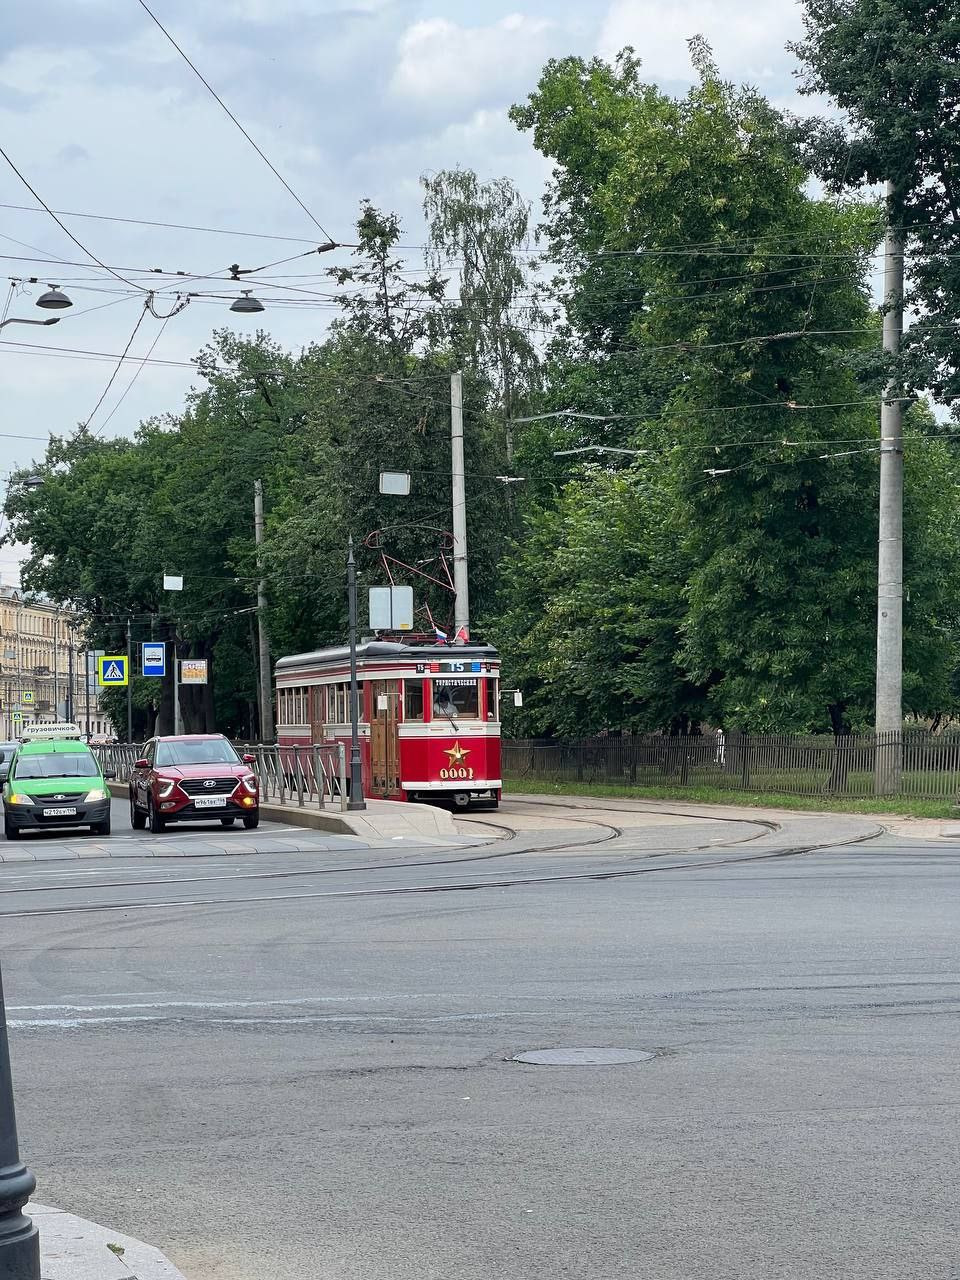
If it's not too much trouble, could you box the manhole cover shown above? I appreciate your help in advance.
[513,1047,655,1066]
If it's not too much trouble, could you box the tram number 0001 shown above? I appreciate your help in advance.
[440,766,475,781]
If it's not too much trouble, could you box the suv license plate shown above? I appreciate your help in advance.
[44,807,77,817]
[194,796,227,809]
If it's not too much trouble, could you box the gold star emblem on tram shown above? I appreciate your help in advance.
[443,741,471,767]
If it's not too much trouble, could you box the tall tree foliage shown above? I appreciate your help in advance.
[502,44,960,732]
[791,1,960,408]
[422,169,545,458]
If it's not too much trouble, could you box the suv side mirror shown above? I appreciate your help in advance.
[134,758,150,770]
[242,753,256,764]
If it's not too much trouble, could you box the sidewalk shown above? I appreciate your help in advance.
[33,1203,186,1279]
[106,780,460,841]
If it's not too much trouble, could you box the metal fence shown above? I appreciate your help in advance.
[503,732,960,802]
[94,741,348,812]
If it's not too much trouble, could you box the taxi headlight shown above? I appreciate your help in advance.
[7,792,32,805]
[85,788,108,802]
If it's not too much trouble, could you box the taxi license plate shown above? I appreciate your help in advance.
[194,796,227,809]
[44,807,77,817]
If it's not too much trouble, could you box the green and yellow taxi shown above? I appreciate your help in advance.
[3,723,113,839]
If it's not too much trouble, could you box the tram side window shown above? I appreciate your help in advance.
[404,680,425,721]
[433,680,480,719]
[328,682,351,723]
[279,686,309,725]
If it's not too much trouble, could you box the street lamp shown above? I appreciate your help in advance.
[0,286,74,332]
[230,291,265,314]
[35,287,72,310]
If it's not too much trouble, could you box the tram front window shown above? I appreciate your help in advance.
[433,681,480,719]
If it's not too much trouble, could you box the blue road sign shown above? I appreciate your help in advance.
[98,655,128,686]
[142,642,166,678]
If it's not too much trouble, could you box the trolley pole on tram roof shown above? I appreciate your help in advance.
[346,536,366,811]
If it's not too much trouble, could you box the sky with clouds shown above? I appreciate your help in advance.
[0,0,813,581]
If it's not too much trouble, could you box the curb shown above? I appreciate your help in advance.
[32,1202,187,1279]
[106,781,458,839]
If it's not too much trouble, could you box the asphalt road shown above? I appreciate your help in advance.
[2,797,959,1279]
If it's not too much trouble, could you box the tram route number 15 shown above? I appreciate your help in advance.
[440,766,475,781]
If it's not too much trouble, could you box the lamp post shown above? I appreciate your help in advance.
[0,291,74,1280]
[0,967,39,1279]
[346,537,366,811]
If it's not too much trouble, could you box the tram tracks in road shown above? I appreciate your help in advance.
[0,800,773,905]
[0,809,623,904]
[0,819,883,920]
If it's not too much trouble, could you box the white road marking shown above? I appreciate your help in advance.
[8,1009,546,1029]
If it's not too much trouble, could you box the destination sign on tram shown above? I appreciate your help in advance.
[416,659,486,674]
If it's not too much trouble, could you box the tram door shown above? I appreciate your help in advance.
[369,680,401,797]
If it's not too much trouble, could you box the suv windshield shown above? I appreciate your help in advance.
[156,739,240,767]
[14,752,99,779]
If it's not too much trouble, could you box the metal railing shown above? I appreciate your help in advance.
[94,741,348,812]
[240,743,347,811]
[503,731,960,802]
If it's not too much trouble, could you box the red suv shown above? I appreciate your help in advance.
[129,734,260,833]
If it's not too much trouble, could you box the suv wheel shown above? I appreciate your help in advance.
[130,792,147,830]
[148,795,165,834]
[242,813,260,830]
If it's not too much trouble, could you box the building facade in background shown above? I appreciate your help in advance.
[0,585,116,740]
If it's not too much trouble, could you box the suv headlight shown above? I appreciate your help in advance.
[7,792,32,805]
[242,773,258,794]
[157,780,176,799]
[85,788,108,802]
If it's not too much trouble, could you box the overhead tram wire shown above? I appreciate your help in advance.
[135,0,337,244]
[94,308,180,437]
[0,144,150,292]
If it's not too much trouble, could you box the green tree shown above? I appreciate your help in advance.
[502,44,958,732]
[422,168,546,459]
[791,1,960,407]
[496,466,706,736]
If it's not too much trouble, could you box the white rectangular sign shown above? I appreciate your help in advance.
[179,659,208,685]
[368,585,413,631]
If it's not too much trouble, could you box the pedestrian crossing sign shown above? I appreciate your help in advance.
[98,655,128,686]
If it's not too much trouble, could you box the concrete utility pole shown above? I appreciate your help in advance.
[875,180,905,794]
[346,537,365,811]
[450,371,470,639]
[253,480,275,742]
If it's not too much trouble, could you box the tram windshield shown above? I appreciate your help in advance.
[433,680,480,720]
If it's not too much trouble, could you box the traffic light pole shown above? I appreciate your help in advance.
[0,964,40,1280]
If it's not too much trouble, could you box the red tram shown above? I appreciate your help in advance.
[275,641,501,808]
